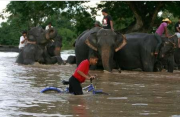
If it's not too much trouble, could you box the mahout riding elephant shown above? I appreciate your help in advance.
[75,27,127,72]
[115,33,178,72]
[16,27,64,65]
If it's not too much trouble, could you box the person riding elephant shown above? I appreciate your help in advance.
[154,18,171,56]
[75,27,127,72]
[115,33,178,73]
[174,17,180,48]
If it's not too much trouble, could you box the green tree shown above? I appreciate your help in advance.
[94,1,180,33]
[0,1,94,47]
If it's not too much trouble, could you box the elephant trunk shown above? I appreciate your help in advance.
[54,47,61,56]
[45,28,57,40]
[101,46,113,72]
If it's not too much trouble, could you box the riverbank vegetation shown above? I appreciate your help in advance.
[0,1,180,48]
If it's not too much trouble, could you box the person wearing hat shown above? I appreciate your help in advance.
[101,8,114,31]
[154,18,171,55]
[175,18,180,48]
[94,21,102,28]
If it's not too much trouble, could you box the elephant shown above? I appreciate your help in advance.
[16,27,64,65]
[41,34,64,65]
[16,43,44,64]
[75,27,127,72]
[115,33,178,72]
[28,27,57,45]
[160,45,180,71]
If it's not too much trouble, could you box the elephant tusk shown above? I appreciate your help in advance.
[115,34,127,52]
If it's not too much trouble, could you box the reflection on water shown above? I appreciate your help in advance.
[0,50,180,117]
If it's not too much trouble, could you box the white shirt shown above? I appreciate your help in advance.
[19,36,27,49]
[45,25,53,30]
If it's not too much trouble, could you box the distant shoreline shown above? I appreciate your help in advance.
[0,45,74,52]
[0,45,19,52]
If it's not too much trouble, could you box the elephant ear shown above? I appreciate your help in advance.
[115,34,127,52]
[85,32,98,51]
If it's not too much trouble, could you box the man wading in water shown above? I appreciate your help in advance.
[64,54,98,95]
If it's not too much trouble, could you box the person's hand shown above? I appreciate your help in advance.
[24,37,28,40]
[90,76,95,80]
[90,74,97,80]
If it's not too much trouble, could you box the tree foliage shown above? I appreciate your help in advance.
[0,1,94,48]
[95,1,180,33]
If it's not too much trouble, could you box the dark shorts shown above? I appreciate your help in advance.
[69,76,83,95]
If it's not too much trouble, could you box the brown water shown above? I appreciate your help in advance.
[1,51,180,117]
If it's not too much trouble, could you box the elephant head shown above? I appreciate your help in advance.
[85,29,127,72]
[45,28,57,40]
[159,35,178,58]
[47,35,62,56]
[27,27,57,45]
[16,44,44,65]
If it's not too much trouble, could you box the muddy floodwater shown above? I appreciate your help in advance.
[1,50,180,117]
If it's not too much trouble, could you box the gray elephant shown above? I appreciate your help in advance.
[75,27,127,72]
[115,33,178,72]
[16,27,64,65]
[16,43,44,64]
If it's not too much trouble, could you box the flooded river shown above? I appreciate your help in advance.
[1,50,180,117]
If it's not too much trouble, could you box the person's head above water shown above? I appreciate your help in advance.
[89,53,99,65]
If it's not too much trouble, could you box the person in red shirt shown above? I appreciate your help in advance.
[69,54,98,95]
